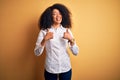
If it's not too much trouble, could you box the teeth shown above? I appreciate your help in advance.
[57,18,60,21]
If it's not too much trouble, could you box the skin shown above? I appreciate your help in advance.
[41,9,74,47]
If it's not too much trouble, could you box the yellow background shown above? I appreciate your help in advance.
[0,0,120,80]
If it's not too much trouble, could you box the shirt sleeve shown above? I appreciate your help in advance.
[69,43,79,55]
[68,29,79,55]
[34,30,46,56]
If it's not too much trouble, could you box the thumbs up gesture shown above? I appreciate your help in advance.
[63,28,72,41]
[44,29,53,41]
[63,28,75,46]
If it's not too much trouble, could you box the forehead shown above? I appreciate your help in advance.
[52,9,60,13]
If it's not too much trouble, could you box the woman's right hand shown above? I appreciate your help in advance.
[41,29,53,46]
[44,29,53,41]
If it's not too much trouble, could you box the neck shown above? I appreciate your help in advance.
[52,23,61,29]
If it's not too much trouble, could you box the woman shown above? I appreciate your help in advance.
[34,3,79,80]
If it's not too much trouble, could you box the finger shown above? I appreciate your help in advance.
[47,28,49,33]
[66,28,69,33]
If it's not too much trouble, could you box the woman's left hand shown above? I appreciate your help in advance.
[63,29,72,40]
[63,29,75,46]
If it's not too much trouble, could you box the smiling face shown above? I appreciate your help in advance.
[52,9,62,25]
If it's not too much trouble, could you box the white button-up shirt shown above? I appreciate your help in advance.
[34,25,79,74]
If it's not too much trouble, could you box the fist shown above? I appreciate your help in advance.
[63,28,72,40]
[44,29,53,41]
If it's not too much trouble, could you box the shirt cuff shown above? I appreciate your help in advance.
[70,44,79,55]
[34,44,44,56]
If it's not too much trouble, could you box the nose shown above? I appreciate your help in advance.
[56,14,61,18]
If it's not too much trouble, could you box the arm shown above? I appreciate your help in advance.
[34,29,53,56]
[65,29,79,55]
[69,40,79,55]
[34,30,45,56]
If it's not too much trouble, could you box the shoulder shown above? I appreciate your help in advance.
[38,29,47,36]
[61,25,71,32]
[40,29,47,32]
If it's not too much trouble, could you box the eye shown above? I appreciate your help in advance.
[58,12,61,15]
[52,13,57,16]
[52,13,56,15]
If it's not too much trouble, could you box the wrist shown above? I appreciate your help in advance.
[44,37,48,41]
[41,38,46,46]
[68,38,75,43]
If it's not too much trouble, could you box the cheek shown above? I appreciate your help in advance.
[60,15,62,18]
[52,16,56,20]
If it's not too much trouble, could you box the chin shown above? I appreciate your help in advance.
[55,22,61,24]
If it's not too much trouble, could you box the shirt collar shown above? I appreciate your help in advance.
[51,24,64,30]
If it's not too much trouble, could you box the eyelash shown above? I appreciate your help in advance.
[52,13,61,16]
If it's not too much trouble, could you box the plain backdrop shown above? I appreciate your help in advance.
[0,0,120,80]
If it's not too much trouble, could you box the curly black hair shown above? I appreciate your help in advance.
[39,3,72,30]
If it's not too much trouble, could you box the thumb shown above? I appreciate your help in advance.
[47,28,49,33]
[66,28,69,33]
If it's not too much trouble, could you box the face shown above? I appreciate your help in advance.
[52,9,62,24]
